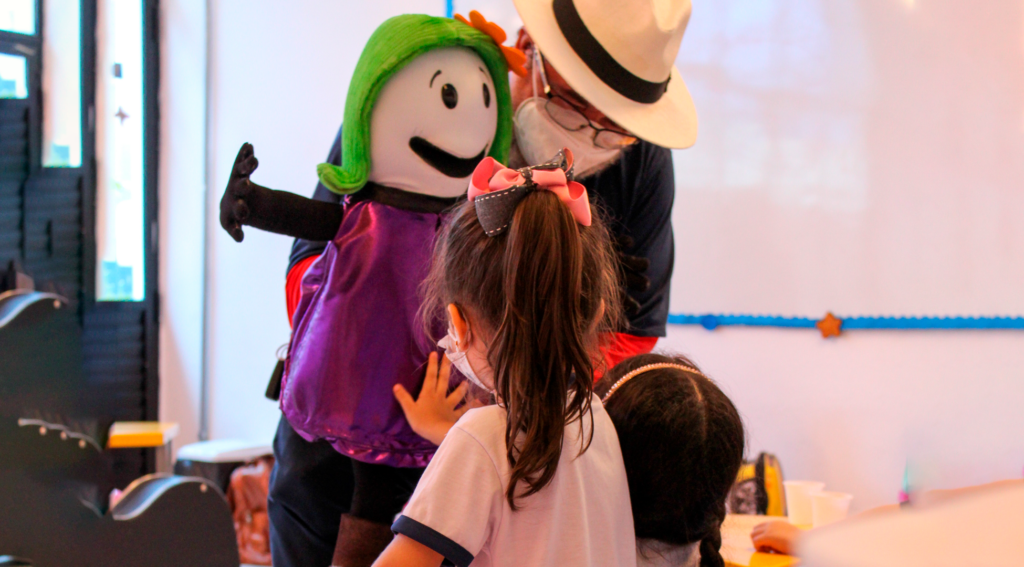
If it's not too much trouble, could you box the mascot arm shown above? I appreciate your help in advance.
[220,143,344,242]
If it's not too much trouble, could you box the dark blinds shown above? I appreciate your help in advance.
[0,100,28,266]
[84,304,151,487]
[23,174,83,303]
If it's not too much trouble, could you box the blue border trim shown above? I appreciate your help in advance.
[668,314,1024,331]
[393,515,474,567]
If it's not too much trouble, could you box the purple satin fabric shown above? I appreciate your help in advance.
[281,200,448,468]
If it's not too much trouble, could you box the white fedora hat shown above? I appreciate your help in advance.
[513,0,697,149]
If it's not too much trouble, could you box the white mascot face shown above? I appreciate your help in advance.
[368,47,499,198]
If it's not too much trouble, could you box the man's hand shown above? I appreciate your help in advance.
[393,353,477,446]
[751,520,801,555]
[220,143,260,242]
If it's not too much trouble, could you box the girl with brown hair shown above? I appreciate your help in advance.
[375,150,634,567]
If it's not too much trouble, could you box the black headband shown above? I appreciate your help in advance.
[552,0,671,104]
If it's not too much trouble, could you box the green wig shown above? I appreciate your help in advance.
[317,14,514,194]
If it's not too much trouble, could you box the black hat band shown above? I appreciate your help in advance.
[552,0,671,104]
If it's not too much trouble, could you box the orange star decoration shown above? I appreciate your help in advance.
[816,312,843,338]
[455,10,528,77]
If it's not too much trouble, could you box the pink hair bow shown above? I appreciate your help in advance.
[468,148,592,237]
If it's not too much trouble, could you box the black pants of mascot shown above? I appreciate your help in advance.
[268,417,424,567]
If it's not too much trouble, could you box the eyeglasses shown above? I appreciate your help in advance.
[533,50,638,150]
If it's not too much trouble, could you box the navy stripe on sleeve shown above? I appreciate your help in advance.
[392,515,474,567]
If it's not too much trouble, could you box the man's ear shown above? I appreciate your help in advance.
[447,303,471,348]
[515,27,533,56]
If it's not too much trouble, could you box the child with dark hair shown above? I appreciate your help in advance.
[376,149,635,567]
[595,354,746,567]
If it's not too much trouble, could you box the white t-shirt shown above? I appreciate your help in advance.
[393,394,636,567]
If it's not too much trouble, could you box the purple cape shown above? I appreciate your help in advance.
[282,199,447,468]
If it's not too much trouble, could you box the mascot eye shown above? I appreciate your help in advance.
[441,83,458,109]
[482,83,491,108]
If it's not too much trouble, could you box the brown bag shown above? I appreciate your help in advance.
[225,456,274,565]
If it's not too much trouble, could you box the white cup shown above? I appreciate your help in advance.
[811,491,853,527]
[783,480,825,526]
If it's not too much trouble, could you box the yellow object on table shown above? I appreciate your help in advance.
[721,514,800,567]
[107,421,180,448]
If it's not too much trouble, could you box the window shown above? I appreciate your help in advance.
[96,0,145,301]
[0,0,35,35]
[0,51,27,98]
[41,0,82,167]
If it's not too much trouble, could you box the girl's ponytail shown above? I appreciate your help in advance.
[495,191,617,508]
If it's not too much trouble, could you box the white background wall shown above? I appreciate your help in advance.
[669,0,1024,317]
[199,0,524,445]
[202,0,437,445]
[658,328,1024,512]
[158,0,207,453]
[659,0,1024,513]
[158,0,1024,512]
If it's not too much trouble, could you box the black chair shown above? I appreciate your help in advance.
[0,290,239,567]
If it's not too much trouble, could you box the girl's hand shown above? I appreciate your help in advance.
[394,353,476,446]
[750,520,801,555]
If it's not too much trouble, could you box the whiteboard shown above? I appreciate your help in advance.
[668,0,1024,319]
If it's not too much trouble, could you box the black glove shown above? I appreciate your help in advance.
[614,234,650,316]
[220,143,260,242]
[220,143,345,242]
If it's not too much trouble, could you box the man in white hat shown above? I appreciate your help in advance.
[506,0,697,367]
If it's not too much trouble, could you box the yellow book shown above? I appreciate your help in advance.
[107,421,179,448]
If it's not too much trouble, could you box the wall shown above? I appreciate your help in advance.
[158,1,1024,511]
[659,0,1024,513]
[203,0,443,444]
[658,328,1024,513]
[159,0,521,454]
[669,0,1024,318]
[158,0,206,454]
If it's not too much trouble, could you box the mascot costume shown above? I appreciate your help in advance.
[219,12,523,567]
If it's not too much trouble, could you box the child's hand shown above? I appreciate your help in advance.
[394,352,476,446]
[751,520,801,555]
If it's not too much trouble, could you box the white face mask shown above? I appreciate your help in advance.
[438,329,489,391]
[514,97,623,178]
